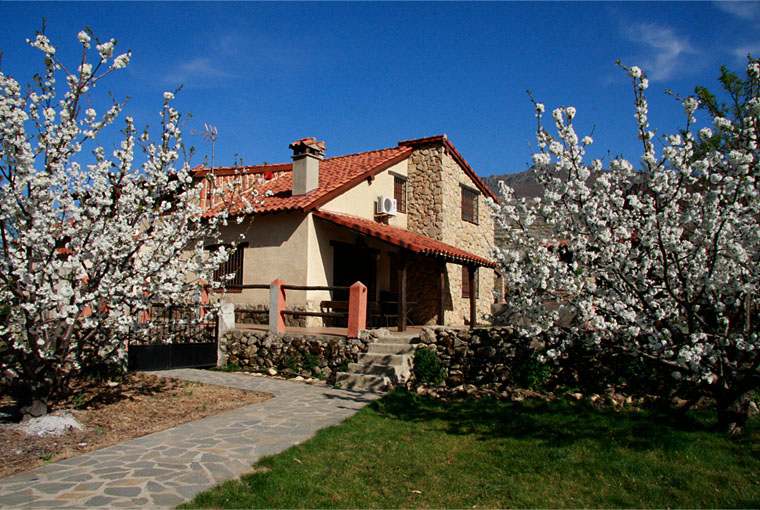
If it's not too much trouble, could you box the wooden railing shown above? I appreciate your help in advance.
[219,280,368,338]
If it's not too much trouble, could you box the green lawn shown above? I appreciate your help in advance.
[183,390,760,509]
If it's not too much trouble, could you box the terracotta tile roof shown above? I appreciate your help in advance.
[199,146,412,217]
[313,210,496,268]
[196,134,497,217]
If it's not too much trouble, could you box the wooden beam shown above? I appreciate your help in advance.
[468,265,477,328]
[397,252,407,332]
[438,261,446,325]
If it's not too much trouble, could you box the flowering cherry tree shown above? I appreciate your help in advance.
[0,29,233,408]
[491,59,760,433]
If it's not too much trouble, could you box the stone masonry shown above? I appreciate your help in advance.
[407,145,444,240]
[406,139,496,325]
[416,326,537,388]
[219,329,372,384]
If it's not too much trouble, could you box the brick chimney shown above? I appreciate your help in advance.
[290,137,326,195]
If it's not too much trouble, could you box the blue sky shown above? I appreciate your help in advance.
[1,1,759,177]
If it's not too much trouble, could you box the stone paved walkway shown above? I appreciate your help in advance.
[0,369,380,508]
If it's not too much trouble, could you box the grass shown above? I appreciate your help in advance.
[182,390,760,508]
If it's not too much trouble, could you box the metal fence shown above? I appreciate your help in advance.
[128,304,216,346]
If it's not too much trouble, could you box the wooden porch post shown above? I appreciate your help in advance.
[397,252,407,332]
[438,261,446,325]
[468,264,477,328]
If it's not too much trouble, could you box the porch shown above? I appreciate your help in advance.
[235,323,425,339]
[213,210,497,331]
[312,210,498,329]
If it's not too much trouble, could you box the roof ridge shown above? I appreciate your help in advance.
[192,146,405,175]
[322,145,404,162]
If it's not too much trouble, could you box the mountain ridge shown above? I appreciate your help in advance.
[481,168,543,200]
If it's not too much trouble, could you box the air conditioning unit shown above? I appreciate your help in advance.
[376,195,397,216]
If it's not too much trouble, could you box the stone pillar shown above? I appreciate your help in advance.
[216,302,235,368]
[347,281,367,339]
[269,279,286,333]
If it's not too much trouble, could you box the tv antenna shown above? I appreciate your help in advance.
[191,123,218,170]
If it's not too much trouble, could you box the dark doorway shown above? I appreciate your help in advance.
[332,241,377,301]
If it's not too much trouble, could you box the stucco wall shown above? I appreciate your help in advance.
[320,159,408,229]
[211,212,311,306]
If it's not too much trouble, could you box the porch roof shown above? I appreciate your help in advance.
[313,210,497,268]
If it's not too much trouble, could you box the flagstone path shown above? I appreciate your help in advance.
[0,369,380,508]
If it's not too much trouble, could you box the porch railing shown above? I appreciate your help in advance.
[218,281,368,338]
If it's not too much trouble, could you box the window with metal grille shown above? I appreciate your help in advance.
[461,186,479,224]
[462,265,478,299]
[209,243,246,288]
[394,176,407,213]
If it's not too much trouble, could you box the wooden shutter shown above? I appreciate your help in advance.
[461,186,478,224]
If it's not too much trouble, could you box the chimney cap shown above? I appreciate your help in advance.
[289,137,326,158]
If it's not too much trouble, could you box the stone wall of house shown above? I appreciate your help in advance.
[406,144,444,240]
[406,140,496,326]
[406,254,445,326]
[415,326,540,388]
[439,151,496,325]
[219,329,377,383]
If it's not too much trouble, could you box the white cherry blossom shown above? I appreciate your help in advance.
[0,30,235,407]
[491,59,760,433]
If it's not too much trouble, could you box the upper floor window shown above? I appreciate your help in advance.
[394,175,407,213]
[461,185,479,224]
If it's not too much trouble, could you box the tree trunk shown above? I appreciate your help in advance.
[715,388,751,435]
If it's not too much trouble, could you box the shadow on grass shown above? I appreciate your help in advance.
[372,389,759,455]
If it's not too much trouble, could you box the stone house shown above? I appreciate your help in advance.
[195,135,498,328]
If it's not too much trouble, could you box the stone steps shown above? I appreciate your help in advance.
[335,373,391,392]
[335,333,417,392]
[374,333,418,344]
[356,352,408,365]
[346,362,397,377]
[366,342,415,355]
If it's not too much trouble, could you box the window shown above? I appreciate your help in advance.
[461,186,479,224]
[394,175,407,213]
[462,265,478,299]
[208,243,246,288]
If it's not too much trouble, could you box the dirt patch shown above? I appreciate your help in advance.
[0,372,272,479]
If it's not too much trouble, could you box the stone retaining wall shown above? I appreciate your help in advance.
[416,326,540,388]
[219,329,378,384]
